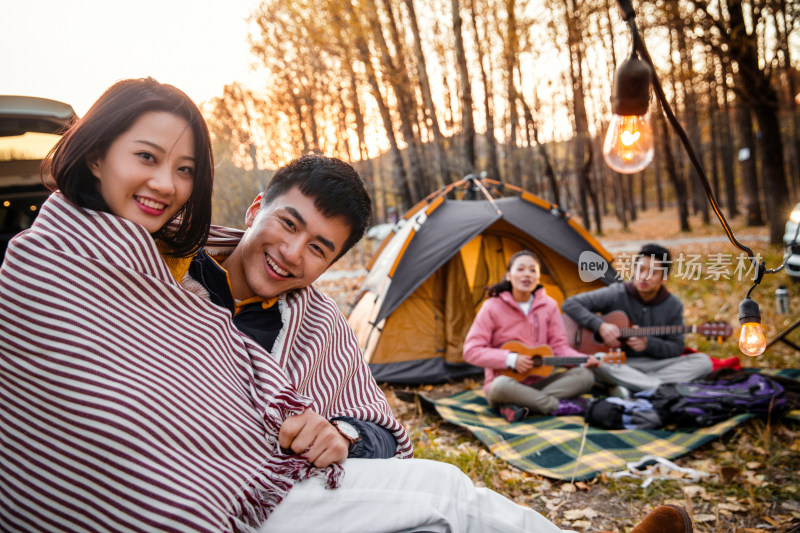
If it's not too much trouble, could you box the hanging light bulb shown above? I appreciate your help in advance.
[738,297,766,357]
[603,52,655,174]
[603,115,654,173]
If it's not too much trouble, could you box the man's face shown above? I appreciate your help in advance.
[230,187,351,300]
[632,256,667,301]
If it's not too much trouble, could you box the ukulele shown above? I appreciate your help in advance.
[562,310,733,354]
[498,341,625,382]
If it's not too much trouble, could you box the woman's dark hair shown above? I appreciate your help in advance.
[486,250,541,297]
[43,77,214,257]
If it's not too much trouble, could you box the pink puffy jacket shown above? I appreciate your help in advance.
[463,286,586,394]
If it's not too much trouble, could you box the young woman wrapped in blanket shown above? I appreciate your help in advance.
[0,78,339,532]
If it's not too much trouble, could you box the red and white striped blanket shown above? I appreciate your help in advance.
[0,192,338,532]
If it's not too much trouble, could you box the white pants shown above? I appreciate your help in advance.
[259,458,566,533]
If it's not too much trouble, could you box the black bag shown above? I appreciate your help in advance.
[584,397,663,429]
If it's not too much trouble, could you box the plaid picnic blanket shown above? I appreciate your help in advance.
[428,368,800,481]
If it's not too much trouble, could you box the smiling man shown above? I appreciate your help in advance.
[172,155,408,468]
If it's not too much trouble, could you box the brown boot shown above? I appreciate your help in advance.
[630,505,693,533]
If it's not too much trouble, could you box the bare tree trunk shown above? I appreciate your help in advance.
[708,102,722,207]
[716,53,739,218]
[614,173,628,230]
[626,174,637,222]
[735,103,764,226]
[587,144,602,232]
[329,15,380,217]
[657,106,691,231]
[468,0,501,181]
[521,94,560,205]
[347,71,368,162]
[776,4,800,196]
[305,92,321,151]
[703,51,721,207]
[602,0,618,71]
[452,0,475,173]
[432,19,456,132]
[655,150,665,211]
[665,20,689,225]
[335,87,352,161]
[775,4,800,196]
[402,0,449,187]
[639,173,647,211]
[369,0,430,201]
[224,83,267,191]
[753,102,791,243]
[346,4,413,210]
[504,0,520,186]
[669,2,709,223]
[561,0,600,232]
[287,82,311,153]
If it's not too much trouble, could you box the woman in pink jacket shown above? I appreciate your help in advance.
[463,250,600,422]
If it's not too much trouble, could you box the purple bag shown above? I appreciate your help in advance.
[648,373,787,428]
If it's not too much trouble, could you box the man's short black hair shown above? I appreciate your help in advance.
[262,155,371,261]
[636,243,672,275]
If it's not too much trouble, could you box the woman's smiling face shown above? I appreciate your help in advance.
[89,111,195,233]
[506,254,540,301]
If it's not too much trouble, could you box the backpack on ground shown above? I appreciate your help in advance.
[647,373,787,428]
[583,396,663,430]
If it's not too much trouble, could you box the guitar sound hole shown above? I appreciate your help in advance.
[531,356,543,367]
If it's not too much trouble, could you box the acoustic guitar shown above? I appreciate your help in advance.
[562,310,733,354]
[498,341,625,382]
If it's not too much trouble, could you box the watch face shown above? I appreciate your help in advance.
[333,420,359,441]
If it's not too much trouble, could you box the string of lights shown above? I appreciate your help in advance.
[607,0,791,356]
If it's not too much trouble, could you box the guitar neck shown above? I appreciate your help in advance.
[542,356,591,367]
[618,325,693,338]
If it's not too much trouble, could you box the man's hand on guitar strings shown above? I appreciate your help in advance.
[626,325,648,351]
[598,322,623,348]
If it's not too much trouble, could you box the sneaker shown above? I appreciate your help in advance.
[608,385,632,399]
[498,404,529,423]
[550,398,588,417]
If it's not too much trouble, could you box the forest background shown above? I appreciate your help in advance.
[200,0,800,530]
[203,0,799,249]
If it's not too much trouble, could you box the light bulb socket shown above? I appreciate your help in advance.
[738,297,762,325]
[611,54,652,117]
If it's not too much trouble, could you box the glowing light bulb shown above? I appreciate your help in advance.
[603,114,654,174]
[603,52,654,174]
[739,322,766,357]
[738,297,765,357]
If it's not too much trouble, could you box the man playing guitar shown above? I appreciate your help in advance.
[561,243,713,397]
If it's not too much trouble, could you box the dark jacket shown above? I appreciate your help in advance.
[561,282,684,359]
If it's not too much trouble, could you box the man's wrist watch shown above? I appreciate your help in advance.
[331,419,360,448]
